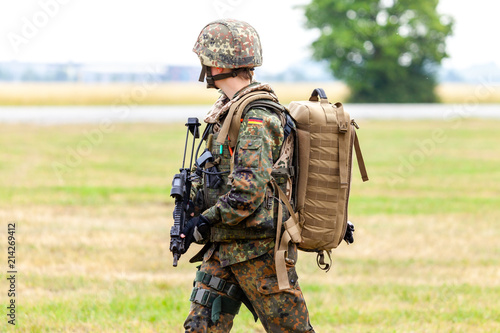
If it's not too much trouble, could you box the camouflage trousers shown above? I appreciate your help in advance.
[184,247,315,333]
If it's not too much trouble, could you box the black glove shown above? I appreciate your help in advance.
[344,221,355,244]
[181,215,211,254]
[185,200,195,219]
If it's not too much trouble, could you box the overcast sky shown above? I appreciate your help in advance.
[0,0,498,72]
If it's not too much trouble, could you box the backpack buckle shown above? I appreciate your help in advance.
[339,122,348,133]
[351,119,359,129]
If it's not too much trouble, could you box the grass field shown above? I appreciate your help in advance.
[0,117,499,332]
[1,82,500,105]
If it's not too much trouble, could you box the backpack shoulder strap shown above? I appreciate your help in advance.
[216,91,278,147]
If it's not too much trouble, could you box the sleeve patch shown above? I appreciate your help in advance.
[247,117,263,125]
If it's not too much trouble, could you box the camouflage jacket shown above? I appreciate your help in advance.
[195,83,284,267]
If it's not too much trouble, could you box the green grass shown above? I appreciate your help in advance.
[2,119,498,213]
[12,276,500,332]
[1,118,499,332]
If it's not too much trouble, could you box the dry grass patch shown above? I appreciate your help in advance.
[2,204,499,332]
[4,81,500,105]
[436,83,500,103]
[0,82,348,106]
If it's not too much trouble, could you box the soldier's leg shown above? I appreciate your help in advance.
[230,249,315,333]
[184,250,243,333]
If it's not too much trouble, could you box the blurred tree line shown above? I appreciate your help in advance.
[304,0,453,102]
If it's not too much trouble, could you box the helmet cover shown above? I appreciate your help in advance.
[193,19,263,69]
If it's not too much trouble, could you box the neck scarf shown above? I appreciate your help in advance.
[204,82,277,124]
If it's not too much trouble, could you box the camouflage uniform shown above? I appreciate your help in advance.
[184,19,314,333]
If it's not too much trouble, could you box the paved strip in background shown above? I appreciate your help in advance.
[0,104,498,124]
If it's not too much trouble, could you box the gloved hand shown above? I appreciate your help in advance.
[344,221,355,244]
[185,200,195,218]
[181,215,211,253]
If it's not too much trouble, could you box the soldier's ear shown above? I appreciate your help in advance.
[211,67,224,75]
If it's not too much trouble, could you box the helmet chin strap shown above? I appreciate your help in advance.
[198,66,253,89]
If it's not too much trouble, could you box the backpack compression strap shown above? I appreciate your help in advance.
[271,178,297,290]
[351,121,369,182]
[309,90,351,188]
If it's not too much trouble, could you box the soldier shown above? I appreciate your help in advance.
[181,19,315,332]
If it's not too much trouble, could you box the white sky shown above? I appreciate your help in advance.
[0,0,498,72]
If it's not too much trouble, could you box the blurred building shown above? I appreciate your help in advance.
[0,62,199,83]
[0,61,499,83]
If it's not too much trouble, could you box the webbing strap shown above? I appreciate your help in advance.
[338,131,349,189]
[303,204,336,215]
[190,287,241,323]
[309,151,339,161]
[271,178,300,291]
[194,272,259,322]
[301,228,337,241]
[353,127,369,182]
[336,103,350,189]
[275,230,292,291]
[210,226,276,241]
[310,138,337,148]
[283,215,302,243]
[321,100,336,123]
[309,165,339,176]
[307,178,339,189]
[272,179,286,290]
[335,102,349,133]
[216,91,277,148]
[195,271,243,299]
[306,190,338,202]
[297,124,339,133]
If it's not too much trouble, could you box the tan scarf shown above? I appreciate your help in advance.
[204,82,277,124]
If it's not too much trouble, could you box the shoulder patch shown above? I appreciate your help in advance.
[248,117,263,125]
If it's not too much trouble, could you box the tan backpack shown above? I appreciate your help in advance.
[272,88,369,289]
[217,88,369,290]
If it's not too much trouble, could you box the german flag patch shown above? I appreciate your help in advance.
[248,117,263,125]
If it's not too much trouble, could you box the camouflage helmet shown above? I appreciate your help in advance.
[193,19,263,69]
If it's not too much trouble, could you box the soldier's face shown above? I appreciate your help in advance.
[210,67,220,88]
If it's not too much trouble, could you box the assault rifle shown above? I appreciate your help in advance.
[170,118,201,267]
